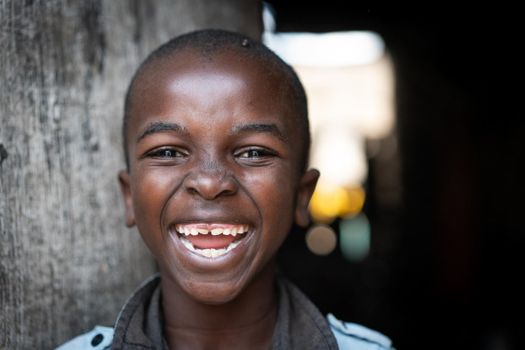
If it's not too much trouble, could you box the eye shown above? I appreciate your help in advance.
[239,149,265,158]
[235,147,277,165]
[147,147,187,159]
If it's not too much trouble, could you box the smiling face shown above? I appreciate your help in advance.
[119,48,318,304]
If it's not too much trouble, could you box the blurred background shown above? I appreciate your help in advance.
[266,2,524,350]
[1,1,522,349]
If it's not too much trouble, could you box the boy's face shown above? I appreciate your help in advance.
[119,49,318,304]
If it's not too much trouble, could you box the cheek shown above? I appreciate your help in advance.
[133,170,172,213]
[131,168,180,251]
[132,164,183,203]
[242,166,297,232]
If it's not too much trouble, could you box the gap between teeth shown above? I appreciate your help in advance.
[180,237,241,258]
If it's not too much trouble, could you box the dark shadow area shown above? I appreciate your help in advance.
[270,2,524,349]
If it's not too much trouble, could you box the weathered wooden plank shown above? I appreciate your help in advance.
[0,1,261,348]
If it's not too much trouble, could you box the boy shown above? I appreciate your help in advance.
[58,29,393,350]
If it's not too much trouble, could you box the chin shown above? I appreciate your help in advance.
[182,279,245,305]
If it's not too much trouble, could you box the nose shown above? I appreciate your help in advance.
[183,160,238,200]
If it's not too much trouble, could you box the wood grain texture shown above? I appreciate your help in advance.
[0,0,261,348]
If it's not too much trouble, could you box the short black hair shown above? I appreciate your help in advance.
[123,29,310,171]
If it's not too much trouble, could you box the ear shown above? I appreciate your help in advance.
[294,168,320,228]
[118,170,136,227]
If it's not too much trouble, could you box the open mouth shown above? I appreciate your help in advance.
[174,223,249,258]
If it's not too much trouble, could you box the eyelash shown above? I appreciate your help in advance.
[147,147,187,159]
[236,147,276,160]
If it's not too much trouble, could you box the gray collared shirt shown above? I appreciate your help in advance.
[110,275,339,349]
[56,275,393,350]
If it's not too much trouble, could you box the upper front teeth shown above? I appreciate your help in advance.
[175,225,248,236]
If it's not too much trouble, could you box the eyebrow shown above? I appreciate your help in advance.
[230,123,287,142]
[136,121,188,142]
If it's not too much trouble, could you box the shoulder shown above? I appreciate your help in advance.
[55,274,161,350]
[55,326,114,350]
[327,314,394,350]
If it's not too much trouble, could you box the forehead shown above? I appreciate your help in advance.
[129,48,294,123]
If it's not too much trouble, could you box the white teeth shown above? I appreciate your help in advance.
[179,237,242,258]
[228,240,241,250]
[211,228,223,235]
[181,237,194,251]
[175,225,248,236]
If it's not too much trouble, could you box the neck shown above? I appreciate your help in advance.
[160,263,278,350]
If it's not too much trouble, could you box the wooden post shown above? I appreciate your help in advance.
[0,1,261,348]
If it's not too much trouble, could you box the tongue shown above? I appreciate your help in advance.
[186,234,238,249]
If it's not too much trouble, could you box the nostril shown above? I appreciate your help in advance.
[187,187,198,195]
[184,171,238,200]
